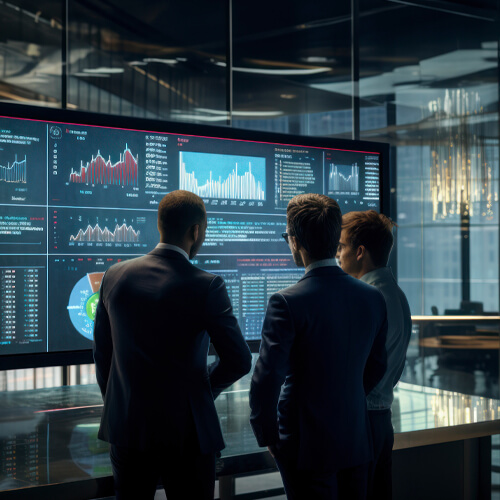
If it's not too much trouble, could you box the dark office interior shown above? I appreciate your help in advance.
[0,1,500,498]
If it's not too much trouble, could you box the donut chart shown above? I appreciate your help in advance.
[67,272,104,341]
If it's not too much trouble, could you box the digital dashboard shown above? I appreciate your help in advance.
[0,103,389,367]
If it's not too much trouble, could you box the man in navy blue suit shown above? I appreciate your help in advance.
[93,190,252,500]
[249,194,388,499]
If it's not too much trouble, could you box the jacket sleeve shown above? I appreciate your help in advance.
[206,275,252,399]
[364,302,388,395]
[249,293,294,447]
[93,272,113,399]
[393,318,413,388]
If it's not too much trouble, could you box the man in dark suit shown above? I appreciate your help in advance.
[93,190,252,500]
[249,194,388,500]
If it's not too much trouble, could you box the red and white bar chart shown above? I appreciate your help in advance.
[69,146,138,186]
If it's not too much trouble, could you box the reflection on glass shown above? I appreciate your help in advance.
[430,390,499,427]
[232,2,351,135]
[67,2,227,120]
[428,89,495,221]
[0,2,63,105]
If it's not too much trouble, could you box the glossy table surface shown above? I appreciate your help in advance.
[419,335,500,350]
[1,371,500,494]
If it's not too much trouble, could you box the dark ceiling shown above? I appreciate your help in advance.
[0,0,498,125]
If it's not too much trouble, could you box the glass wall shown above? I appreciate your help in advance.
[357,1,499,400]
[232,1,351,134]
[67,2,229,121]
[0,0,498,397]
[357,3,499,316]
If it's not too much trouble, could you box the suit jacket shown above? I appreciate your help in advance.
[249,265,387,472]
[93,247,252,453]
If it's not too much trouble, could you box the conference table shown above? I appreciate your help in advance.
[0,370,499,500]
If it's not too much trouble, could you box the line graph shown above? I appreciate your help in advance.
[70,223,140,242]
[69,145,138,186]
[179,151,265,200]
[0,155,27,183]
[329,163,359,193]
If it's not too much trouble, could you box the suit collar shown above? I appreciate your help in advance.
[360,266,394,285]
[298,265,346,282]
[148,247,190,261]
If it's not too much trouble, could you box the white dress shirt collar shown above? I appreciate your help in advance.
[155,242,189,261]
[305,258,338,274]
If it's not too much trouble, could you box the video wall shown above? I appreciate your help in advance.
[0,106,387,364]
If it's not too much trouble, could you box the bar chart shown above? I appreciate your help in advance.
[179,151,265,200]
[69,146,138,186]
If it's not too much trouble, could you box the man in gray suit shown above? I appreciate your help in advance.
[336,210,412,500]
[93,190,252,500]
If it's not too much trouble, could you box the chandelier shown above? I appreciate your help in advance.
[429,89,495,220]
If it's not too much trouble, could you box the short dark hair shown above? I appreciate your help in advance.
[341,210,396,267]
[287,194,342,260]
[158,190,206,241]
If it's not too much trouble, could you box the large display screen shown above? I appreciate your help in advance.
[0,104,389,367]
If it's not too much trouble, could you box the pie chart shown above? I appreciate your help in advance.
[67,272,104,341]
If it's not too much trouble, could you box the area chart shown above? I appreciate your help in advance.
[70,223,140,242]
[329,164,359,193]
[69,146,138,186]
[0,156,27,183]
[179,151,265,200]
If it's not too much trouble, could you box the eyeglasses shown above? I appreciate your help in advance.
[282,232,291,243]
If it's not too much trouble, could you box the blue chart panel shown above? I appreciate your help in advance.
[180,151,266,200]
[67,273,102,341]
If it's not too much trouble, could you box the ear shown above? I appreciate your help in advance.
[191,224,199,242]
[290,235,301,252]
[356,245,366,262]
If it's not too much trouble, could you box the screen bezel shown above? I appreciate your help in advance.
[0,102,390,370]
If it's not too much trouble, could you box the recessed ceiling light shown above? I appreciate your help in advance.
[74,72,109,78]
[171,114,228,122]
[82,67,124,74]
[143,58,178,65]
[213,61,330,75]
[196,107,283,117]
[303,56,336,63]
